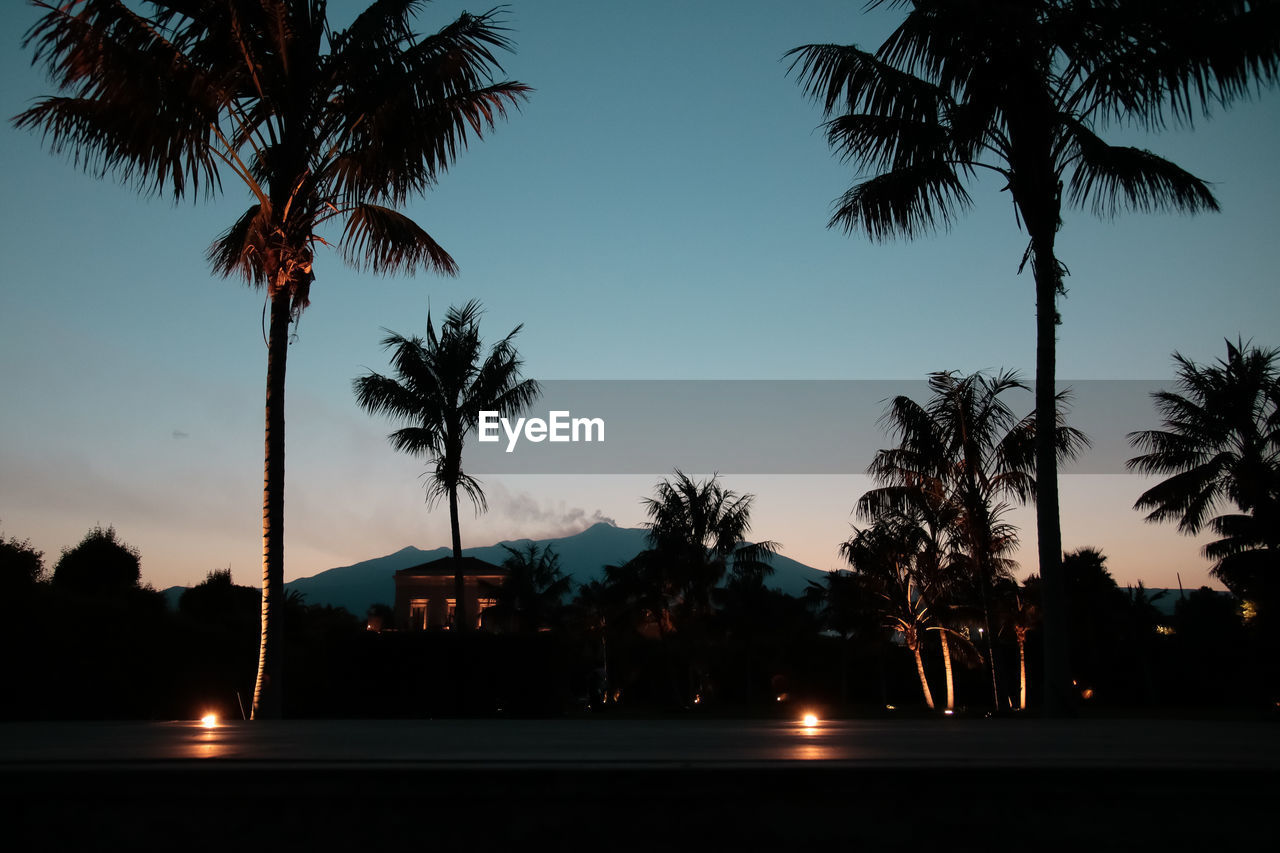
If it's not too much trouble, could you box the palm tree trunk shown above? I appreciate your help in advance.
[450,486,468,631]
[1032,232,1071,716]
[251,289,291,720]
[911,638,935,710]
[940,630,955,711]
[1017,627,1028,711]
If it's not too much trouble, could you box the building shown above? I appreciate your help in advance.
[393,556,508,631]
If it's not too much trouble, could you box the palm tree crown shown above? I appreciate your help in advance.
[641,470,778,620]
[18,0,529,311]
[1128,339,1280,604]
[354,300,541,629]
[15,0,530,717]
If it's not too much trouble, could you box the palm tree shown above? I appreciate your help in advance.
[859,370,1086,709]
[641,470,778,628]
[994,577,1041,711]
[841,516,937,709]
[486,542,572,633]
[354,301,540,632]
[787,0,1276,713]
[627,471,776,705]
[1128,340,1280,610]
[16,1,529,719]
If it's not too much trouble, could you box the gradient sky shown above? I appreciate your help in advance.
[2,0,1278,593]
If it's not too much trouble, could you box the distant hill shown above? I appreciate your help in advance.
[279,522,826,616]
[163,530,1206,619]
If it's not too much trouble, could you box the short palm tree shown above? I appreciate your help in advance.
[1128,340,1280,608]
[641,470,778,627]
[16,0,529,719]
[788,0,1276,713]
[486,542,572,633]
[354,301,540,631]
[841,516,937,709]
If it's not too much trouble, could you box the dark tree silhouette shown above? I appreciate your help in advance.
[788,0,1278,714]
[17,0,529,719]
[858,370,1086,709]
[640,470,778,629]
[354,301,540,632]
[1128,340,1280,611]
[0,530,44,590]
[841,516,939,708]
[486,543,572,633]
[52,524,141,595]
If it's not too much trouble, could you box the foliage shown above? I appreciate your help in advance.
[354,301,541,516]
[638,470,778,627]
[486,543,572,633]
[0,529,45,589]
[1128,339,1280,605]
[52,524,141,595]
[854,370,1086,708]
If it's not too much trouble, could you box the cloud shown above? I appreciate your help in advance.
[485,482,617,539]
[172,430,190,439]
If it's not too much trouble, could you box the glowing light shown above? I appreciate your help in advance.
[1080,688,1095,700]
[802,713,819,727]
[885,704,896,711]
[943,709,954,716]
[200,713,218,728]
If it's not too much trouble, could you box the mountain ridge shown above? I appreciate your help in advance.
[162,522,829,615]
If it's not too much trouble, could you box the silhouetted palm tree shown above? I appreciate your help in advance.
[16,1,529,718]
[788,0,1276,713]
[1128,340,1280,609]
[641,471,778,628]
[859,370,1086,708]
[842,516,938,709]
[994,577,1041,711]
[354,301,540,632]
[806,569,888,704]
[487,542,572,633]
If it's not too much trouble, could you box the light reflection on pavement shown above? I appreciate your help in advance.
[3,718,1278,769]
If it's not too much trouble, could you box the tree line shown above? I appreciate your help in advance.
[3,336,1274,717]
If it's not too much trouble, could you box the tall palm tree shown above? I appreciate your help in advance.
[1128,340,1280,609]
[16,0,529,719]
[354,300,540,632]
[786,1,1273,710]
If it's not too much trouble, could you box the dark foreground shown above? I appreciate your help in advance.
[3,718,1276,848]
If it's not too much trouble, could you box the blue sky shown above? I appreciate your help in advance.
[1,0,1277,592]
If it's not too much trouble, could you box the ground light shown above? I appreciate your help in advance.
[200,713,218,728]
[802,713,819,728]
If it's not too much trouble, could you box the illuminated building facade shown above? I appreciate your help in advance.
[393,556,507,631]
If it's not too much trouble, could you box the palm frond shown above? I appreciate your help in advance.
[829,159,971,240]
[338,203,458,275]
[1062,120,1219,215]
[786,41,945,123]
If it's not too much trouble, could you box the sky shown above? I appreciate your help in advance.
[1,0,1278,594]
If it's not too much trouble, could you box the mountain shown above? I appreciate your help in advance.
[281,522,826,616]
